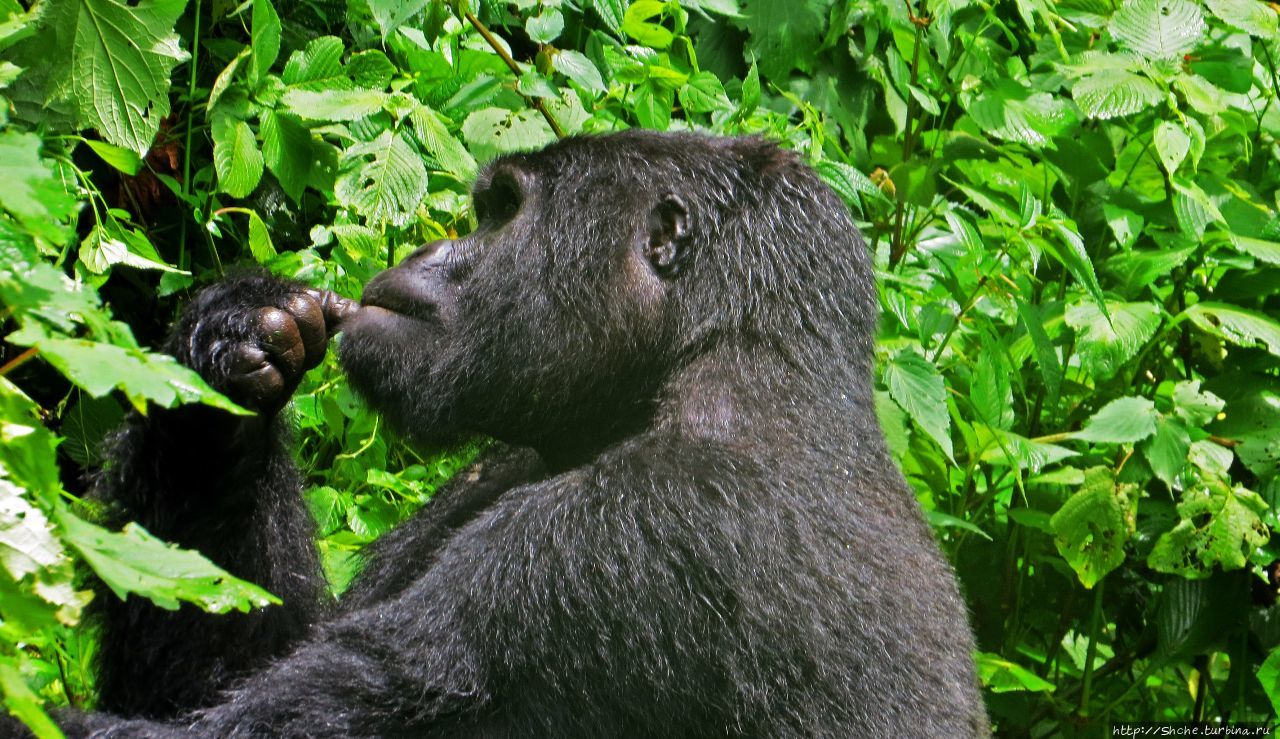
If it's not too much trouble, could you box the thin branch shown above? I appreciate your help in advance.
[464,12,567,139]
[0,347,39,377]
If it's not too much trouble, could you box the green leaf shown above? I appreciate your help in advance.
[1041,220,1108,317]
[409,103,477,181]
[1109,0,1206,59]
[1104,244,1196,296]
[968,79,1078,148]
[884,350,953,461]
[1184,302,1280,358]
[816,162,885,208]
[0,131,78,242]
[679,71,732,113]
[1148,482,1269,576]
[281,36,348,90]
[1072,71,1164,120]
[368,0,430,39]
[588,0,626,33]
[259,109,314,202]
[461,107,557,162]
[0,658,61,739]
[335,130,428,227]
[742,0,827,79]
[61,394,124,467]
[79,222,186,274]
[1228,235,1280,267]
[1141,417,1191,487]
[1051,467,1134,588]
[211,115,264,199]
[1170,177,1223,238]
[526,8,564,44]
[1259,648,1280,717]
[1172,380,1225,427]
[622,1,674,48]
[1074,396,1159,443]
[554,50,606,94]
[348,50,396,90]
[1204,0,1277,37]
[1154,120,1191,175]
[975,652,1056,693]
[85,139,142,175]
[55,507,279,612]
[250,0,280,85]
[1065,300,1161,380]
[50,0,190,155]
[247,210,276,262]
[282,88,389,121]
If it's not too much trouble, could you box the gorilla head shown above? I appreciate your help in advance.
[339,131,877,468]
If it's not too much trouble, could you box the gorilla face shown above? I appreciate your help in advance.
[338,142,684,459]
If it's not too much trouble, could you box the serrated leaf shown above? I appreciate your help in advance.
[348,50,395,89]
[79,222,185,274]
[1170,177,1223,238]
[1184,302,1280,357]
[208,46,249,112]
[742,0,826,79]
[554,50,606,94]
[1065,300,1161,380]
[884,350,953,461]
[968,79,1078,148]
[1154,120,1191,175]
[526,8,564,43]
[1142,417,1192,487]
[250,0,280,85]
[817,161,886,208]
[61,394,124,467]
[409,103,477,180]
[1109,0,1206,59]
[679,71,732,113]
[461,107,556,162]
[622,0,674,48]
[1229,235,1280,266]
[1074,396,1159,443]
[260,109,314,202]
[368,0,430,39]
[589,0,626,33]
[1204,0,1277,36]
[335,130,428,227]
[1148,482,1268,576]
[1172,380,1224,427]
[283,88,388,121]
[56,507,279,612]
[0,131,78,242]
[281,36,348,90]
[1072,71,1164,120]
[1041,220,1108,317]
[212,114,264,198]
[1051,467,1134,587]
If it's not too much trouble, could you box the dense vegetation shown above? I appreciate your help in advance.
[0,0,1277,735]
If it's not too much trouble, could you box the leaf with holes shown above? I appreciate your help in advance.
[1184,303,1280,358]
[1148,481,1268,576]
[1051,467,1135,587]
[335,130,428,227]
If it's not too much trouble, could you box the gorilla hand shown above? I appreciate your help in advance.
[172,276,357,414]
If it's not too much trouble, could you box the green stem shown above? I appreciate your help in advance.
[1080,578,1106,718]
[180,0,202,272]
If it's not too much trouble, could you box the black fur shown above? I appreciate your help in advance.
[53,132,988,737]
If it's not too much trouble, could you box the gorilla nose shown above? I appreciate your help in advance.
[404,240,454,268]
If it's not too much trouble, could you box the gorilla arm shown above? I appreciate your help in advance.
[88,275,350,717]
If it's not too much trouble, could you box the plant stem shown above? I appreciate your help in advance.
[463,12,567,139]
[0,347,39,376]
[1080,578,1106,718]
[180,0,203,272]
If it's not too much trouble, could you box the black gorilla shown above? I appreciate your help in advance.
[53,131,988,736]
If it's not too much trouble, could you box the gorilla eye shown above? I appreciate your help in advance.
[474,173,523,226]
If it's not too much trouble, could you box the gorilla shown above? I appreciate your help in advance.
[38,131,988,736]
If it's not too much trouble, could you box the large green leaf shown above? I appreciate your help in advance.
[1072,71,1163,120]
[1074,396,1159,444]
[1109,0,1206,59]
[56,508,279,612]
[1184,302,1280,358]
[368,0,430,39]
[212,114,264,198]
[259,110,315,202]
[0,131,77,242]
[462,107,557,162]
[1204,0,1276,37]
[334,130,428,227]
[250,0,280,86]
[1051,467,1135,588]
[967,79,1078,148]
[883,350,953,461]
[742,0,827,79]
[1148,482,1268,576]
[48,0,190,155]
[975,652,1056,693]
[1065,300,1161,380]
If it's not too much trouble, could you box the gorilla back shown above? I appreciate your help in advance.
[61,132,988,738]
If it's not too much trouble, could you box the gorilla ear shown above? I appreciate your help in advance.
[644,195,689,276]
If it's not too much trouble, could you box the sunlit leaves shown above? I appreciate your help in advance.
[884,350,953,461]
[212,114,264,198]
[1065,300,1161,380]
[1148,481,1268,576]
[967,79,1078,148]
[46,0,190,155]
[1109,0,1206,59]
[335,130,428,227]
[1051,467,1135,588]
[1072,71,1163,120]
[1184,302,1280,357]
[1073,396,1159,444]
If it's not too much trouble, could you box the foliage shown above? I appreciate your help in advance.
[0,0,1277,735]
